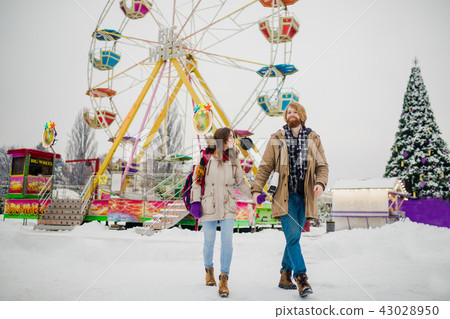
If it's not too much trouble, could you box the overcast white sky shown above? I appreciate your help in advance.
[1,0,449,187]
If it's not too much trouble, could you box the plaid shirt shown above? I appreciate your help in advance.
[283,125,309,194]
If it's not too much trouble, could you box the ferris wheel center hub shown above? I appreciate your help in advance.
[150,26,186,62]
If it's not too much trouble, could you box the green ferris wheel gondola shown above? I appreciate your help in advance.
[170,155,193,162]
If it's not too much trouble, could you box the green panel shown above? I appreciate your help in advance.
[176,218,252,228]
[6,194,41,199]
[23,194,40,199]
[84,215,108,222]
[234,220,251,228]
[255,203,278,225]
[3,214,38,220]
[5,194,26,199]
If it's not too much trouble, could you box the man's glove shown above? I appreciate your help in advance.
[256,194,267,205]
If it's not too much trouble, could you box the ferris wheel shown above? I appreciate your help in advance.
[84,0,301,192]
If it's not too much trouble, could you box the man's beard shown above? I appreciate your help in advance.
[287,117,301,128]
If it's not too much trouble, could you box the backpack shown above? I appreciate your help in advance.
[182,149,213,212]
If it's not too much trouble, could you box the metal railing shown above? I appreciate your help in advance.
[37,176,54,223]
[139,174,189,232]
[144,172,186,199]
[80,175,95,215]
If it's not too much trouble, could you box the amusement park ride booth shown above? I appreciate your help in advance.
[330,177,408,231]
[3,148,61,219]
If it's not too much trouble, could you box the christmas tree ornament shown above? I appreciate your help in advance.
[420,182,426,188]
[428,150,431,156]
[421,158,427,164]
[403,151,408,157]
[420,175,422,181]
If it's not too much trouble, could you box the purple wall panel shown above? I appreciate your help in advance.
[402,199,450,228]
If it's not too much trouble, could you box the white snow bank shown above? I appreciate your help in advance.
[0,218,449,301]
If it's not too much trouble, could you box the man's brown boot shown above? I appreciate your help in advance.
[205,267,216,286]
[295,273,313,298]
[278,269,297,290]
[218,273,229,297]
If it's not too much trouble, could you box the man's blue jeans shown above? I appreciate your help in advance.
[202,218,235,274]
[280,193,307,276]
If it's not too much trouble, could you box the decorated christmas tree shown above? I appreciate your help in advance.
[384,61,450,199]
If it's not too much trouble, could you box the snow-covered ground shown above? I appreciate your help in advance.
[0,217,449,301]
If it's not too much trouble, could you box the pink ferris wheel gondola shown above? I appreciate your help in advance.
[259,0,299,7]
[259,16,300,43]
[120,0,152,19]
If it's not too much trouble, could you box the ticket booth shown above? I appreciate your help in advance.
[6,149,61,199]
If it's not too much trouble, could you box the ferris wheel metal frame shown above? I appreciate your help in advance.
[84,0,301,197]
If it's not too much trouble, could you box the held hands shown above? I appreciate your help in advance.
[248,195,259,227]
[252,192,267,205]
[248,192,266,227]
[256,194,267,205]
[314,184,324,197]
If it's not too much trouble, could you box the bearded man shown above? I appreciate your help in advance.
[251,102,329,298]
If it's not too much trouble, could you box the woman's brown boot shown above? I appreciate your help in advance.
[205,267,216,286]
[218,273,229,297]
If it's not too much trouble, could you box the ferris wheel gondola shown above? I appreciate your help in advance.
[231,0,301,130]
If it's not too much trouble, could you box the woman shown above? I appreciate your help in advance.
[190,127,254,297]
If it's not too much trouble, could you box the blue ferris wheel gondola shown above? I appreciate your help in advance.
[256,64,298,77]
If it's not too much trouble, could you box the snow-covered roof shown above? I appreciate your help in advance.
[52,188,80,199]
[331,177,399,190]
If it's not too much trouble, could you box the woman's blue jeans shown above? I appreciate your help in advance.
[202,218,235,274]
[280,193,307,276]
